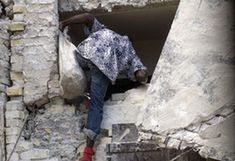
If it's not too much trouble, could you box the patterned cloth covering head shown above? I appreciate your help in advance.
[76,18,147,83]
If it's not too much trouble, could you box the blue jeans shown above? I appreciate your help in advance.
[76,52,110,140]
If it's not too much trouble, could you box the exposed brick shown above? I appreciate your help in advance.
[10,72,24,86]
[10,39,23,47]
[10,72,23,81]
[11,55,23,72]
[6,86,23,96]
[9,22,25,32]
[13,4,26,13]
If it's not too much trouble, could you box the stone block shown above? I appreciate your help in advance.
[10,72,23,81]
[6,86,23,96]
[14,13,24,21]
[5,111,24,119]
[13,4,26,13]
[20,149,49,160]
[10,39,23,47]
[112,123,138,143]
[6,119,23,127]
[6,135,18,144]
[11,55,23,72]
[10,72,24,86]
[6,127,21,136]
[9,22,25,32]
[6,100,24,111]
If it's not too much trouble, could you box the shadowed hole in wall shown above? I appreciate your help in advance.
[59,3,179,100]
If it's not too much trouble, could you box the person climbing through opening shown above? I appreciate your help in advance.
[59,13,148,161]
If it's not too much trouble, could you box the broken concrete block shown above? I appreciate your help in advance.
[6,86,23,96]
[112,123,138,143]
[9,22,25,32]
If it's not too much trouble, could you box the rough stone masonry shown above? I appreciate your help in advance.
[0,0,234,161]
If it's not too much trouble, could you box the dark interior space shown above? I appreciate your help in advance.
[60,3,179,98]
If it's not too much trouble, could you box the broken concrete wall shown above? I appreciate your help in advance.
[4,0,60,109]
[137,0,235,160]
[58,0,177,12]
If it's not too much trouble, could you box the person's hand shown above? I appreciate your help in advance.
[135,69,148,84]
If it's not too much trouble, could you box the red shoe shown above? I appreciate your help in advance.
[79,147,94,161]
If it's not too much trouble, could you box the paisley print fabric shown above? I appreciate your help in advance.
[76,18,146,82]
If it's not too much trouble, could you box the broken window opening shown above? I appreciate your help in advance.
[60,3,179,99]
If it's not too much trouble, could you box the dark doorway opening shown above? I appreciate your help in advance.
[60,2,179,99]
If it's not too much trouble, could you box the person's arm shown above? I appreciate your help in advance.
[59,13,94,30]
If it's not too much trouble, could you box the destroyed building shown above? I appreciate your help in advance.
[0,0,234,161]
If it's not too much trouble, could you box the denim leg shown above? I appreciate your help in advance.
[84,66,110,140]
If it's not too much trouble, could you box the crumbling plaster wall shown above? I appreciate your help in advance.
[0,18,10,161]
[0,0,12,160]
[59,0,176,12]
[2,0,61,160]
[137,0,235,161]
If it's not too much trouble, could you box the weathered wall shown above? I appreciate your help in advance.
[0,20,10,161]
[2,0,61,160]
[137,0,235,160]
[0,0,12,160]
[59,0,176,12]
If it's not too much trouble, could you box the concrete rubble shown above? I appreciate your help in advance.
[137,0,235,161]
[0,0,234,161]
